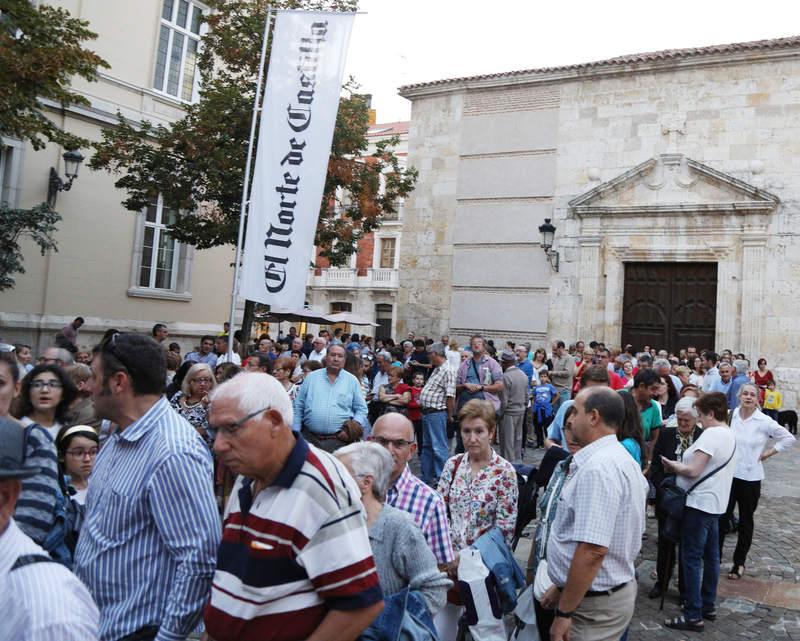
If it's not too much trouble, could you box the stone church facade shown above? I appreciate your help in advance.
[397,37,800,403]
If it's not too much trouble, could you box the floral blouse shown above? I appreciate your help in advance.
[169,391,212,445]
[437,450,518,551]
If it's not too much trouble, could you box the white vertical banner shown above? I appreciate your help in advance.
[240,11,355,308]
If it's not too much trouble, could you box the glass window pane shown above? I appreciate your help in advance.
[176,0,189,28]
[161,0,174,21]
[166,32,184,96]
[163,205,178,226]
[380,238,396,268]
[153,26,170,91]
[139,227,155,287]
[145,201,158,223]
[190,5,203,34]
[181,38,198,101]
[155,233,176,289]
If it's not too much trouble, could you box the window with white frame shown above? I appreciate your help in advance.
[0,138,23,208]
[138,194,181,290]
[153,0,205,102]
[379,237,397,269]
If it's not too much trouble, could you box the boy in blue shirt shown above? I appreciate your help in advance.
[530,371,559,448]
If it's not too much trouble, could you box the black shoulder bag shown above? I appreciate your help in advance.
[659,443,736,541]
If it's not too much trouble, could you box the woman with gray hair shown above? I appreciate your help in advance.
[335,442,450,613]
[721,382,795,580]
[170,362,216,445]
[647,396,704,600]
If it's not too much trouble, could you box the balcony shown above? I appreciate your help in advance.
[307,267,399,290]
[367,268,399,288]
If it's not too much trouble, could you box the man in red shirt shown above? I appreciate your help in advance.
[597,348,626,390]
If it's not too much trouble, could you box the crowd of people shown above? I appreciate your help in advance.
[0,323,796,641]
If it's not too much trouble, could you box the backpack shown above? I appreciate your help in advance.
[22,425,73,568]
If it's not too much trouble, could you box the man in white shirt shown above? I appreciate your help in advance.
[0,417,99,641]
[308,337,327,363]
[701,351,720,393]
[215,335,241,365]
[544,387,648,641]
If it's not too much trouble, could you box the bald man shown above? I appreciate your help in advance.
[369,414,454,565]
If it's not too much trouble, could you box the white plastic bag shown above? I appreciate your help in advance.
[511,584,540,641]
[457,548,506,641]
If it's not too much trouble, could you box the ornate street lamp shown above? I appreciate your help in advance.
[538,217,560,272]
[47,149,85,207]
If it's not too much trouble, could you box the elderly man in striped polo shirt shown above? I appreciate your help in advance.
[205,373,383,641]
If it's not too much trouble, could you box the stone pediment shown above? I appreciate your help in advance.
[569,154,779,216]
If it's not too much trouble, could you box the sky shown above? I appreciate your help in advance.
[343,0,800,123]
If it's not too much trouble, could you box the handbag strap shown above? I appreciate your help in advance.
[686,443,736,495]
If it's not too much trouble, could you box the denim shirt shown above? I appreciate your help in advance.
[358,588,437,641]
[471,527,526,614]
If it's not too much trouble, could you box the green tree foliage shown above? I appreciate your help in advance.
[0,0,109,150]
[90,0,417,267]
[0,203,61,291]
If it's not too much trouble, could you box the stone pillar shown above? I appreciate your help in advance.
[740,234,767,358]
[715,250,740,351]
[577,236,602,341]
[602,253,625,347]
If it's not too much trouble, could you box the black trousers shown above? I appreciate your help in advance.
[534,597,555,641]
[412,418,423,454]
[533,413,554,447]
[720,478,761,567]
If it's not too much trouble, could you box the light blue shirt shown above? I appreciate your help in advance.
[293,368,369,434]
[709,377,732,396]
[547,400,574,444]
[75,397,220,641]
[184,351,218,368]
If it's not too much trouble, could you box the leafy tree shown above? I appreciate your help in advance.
[90,0,417,345]
[0,203,61,291]
[0,0,109,150]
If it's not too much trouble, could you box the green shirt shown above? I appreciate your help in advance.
[639,400,662,440]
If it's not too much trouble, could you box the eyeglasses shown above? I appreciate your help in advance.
[66,448,98,459]
[213,405,271,437]
[368,435,414,449]
[191,377,213,384]
[31,379,63,390]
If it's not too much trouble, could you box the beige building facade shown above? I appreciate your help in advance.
[398,37,800,404]
[2,0,235,353]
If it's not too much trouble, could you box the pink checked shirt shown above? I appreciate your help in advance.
[386,466,455,564]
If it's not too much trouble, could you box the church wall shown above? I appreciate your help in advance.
[550,56,800,405]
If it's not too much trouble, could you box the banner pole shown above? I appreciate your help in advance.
[227,6,274,361]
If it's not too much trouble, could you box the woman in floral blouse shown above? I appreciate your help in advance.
[169,362,215,446]
[437,399,518,573]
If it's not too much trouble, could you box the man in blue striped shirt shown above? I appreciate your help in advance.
[75,333,221,641]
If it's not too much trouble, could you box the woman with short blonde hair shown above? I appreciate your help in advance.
[170,362,215,445]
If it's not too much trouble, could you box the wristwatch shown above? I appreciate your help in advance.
[555,608,574,619]
[480,384,485,391]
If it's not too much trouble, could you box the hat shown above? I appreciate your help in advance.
[0,417,41,479]
[500,349,517,363]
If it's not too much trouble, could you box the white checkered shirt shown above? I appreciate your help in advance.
[546,434,648,590]
[419,362,456,410]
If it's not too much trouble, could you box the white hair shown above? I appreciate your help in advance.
[674,396,698,418]
[181,363,216,397]
[733,359,749,375]
[208,372,293,426]
[653,358,671,371]
[335,442,393,500]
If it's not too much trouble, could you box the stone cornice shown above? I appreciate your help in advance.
[399,48,800,100]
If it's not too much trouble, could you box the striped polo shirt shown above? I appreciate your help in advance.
[204,434,382,641]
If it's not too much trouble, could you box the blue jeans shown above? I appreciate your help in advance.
[421,411,448,485]
[681,507,720,621]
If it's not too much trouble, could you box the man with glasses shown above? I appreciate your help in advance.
[307,336,328,363]
[38,346,74,368]
[75,333,220,641]
[204,373,383,641]
[368,413,455,566]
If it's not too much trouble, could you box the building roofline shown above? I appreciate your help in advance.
[398,35,800,99]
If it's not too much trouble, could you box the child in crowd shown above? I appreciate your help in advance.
[406,372,424,454]
[762,380,782,421]
[530,371,559,448]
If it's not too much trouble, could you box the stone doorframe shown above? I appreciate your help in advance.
[567,154,779,356]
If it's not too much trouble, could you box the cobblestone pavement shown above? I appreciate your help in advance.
[513,441,800,640]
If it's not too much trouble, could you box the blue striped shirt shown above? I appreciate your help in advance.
[1,518,99,641]
[17,424,60,546]
[292,368,368,434]
[75,397,221,641]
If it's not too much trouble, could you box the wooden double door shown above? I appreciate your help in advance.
[621,262,717,354]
